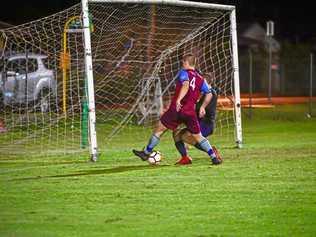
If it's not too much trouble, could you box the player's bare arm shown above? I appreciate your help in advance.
[199,92,212,118]
[176,80,190,112]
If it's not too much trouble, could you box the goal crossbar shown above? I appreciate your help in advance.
[86,0,242,152]
[0,0,242,159]
[89,0,235,11]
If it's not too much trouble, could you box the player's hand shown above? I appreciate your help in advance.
[176,100,182,112]
[199,107,206,118]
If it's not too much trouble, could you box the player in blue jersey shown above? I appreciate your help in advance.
[132,54,222,165]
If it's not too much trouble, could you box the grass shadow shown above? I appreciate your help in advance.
[12,164,170,181]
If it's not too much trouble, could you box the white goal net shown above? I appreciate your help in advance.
[0,0,241,158]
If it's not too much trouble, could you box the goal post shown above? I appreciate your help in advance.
[82,0,98,161]
[86,0,243,149]
[0,0,242,158]
[230,9,243,148]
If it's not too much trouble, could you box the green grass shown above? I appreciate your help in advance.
[0,105,316,237]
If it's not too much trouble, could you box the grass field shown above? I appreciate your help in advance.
[0,105,316,237]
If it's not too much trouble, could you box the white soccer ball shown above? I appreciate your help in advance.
[147,151,162,165]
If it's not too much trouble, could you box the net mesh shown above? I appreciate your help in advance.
[0,2,236,156]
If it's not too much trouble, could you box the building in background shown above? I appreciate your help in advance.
[238,22,281,95]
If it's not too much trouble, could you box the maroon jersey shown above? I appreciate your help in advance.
[170,69,208,114]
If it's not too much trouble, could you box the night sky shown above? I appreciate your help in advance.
[0,0,315,43]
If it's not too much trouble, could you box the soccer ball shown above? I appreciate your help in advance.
[147,151,162,165]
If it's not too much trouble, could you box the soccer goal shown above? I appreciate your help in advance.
[0,0,242,160]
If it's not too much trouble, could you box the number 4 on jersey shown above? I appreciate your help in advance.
[190,77,196,90]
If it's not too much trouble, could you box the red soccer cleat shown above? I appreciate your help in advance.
[175,156,192,165]
[212,146,223,163]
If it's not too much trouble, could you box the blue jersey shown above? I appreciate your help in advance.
[196,87,218,122]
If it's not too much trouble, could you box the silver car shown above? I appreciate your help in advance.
[0,53,57,112]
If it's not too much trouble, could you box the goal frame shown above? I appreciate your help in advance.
[83,0,243,160]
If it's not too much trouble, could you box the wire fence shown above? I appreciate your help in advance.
[239,49,315,97]
[238,44,315,118]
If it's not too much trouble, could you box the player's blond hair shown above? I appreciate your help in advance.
[182,53,196,67]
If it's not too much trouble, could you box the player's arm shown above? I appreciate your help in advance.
[176,81,189,111]
[199,81,212,118]
[176,70,190,112]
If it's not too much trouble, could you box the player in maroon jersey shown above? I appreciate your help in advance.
[174,73,222,165]
[132,54,222,165]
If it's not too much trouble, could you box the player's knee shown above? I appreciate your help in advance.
[154,124,167,137]
[181,130,190,139]
[155,129,166,137]
[191,133,203,142]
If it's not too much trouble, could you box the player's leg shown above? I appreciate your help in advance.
[191,133,221,165]
[179,128,196,145]
[184,114,221,165]
[132,121,168,161]
[180,115,214,144]
[173,128,189,157]
[133,107,179,161]
[146,121,168,154]
[200,119,214,137]
[173,128,192,165]
[194,120,214,151]
[177,120,215,149]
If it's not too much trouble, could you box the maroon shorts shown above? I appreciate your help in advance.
[160,107,201,134]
